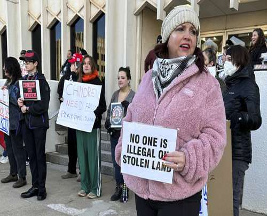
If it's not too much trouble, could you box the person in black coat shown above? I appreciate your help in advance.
[223,45,262,216]
[249,28,267,68]
[57,53,82,180]
[1,57,27,188]
[17,50,50,201]
[60,50,73,78]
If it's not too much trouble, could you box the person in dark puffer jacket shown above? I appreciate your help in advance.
[223,45,262,216]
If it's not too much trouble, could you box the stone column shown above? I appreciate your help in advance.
[19,0,32,52]
[84,0,93,54]
[61,0,70,63]
[41,0,51,78]
[6,0,20,58]
[105,0,138,104]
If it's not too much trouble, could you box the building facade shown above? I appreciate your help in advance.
[0,0,267,214]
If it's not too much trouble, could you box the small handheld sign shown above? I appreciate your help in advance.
[110,102,124,128]
[121,122,177,184]
[0,88,9,135]
[19,80,41,101]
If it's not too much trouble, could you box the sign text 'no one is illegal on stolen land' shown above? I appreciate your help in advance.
[121,122,177,184]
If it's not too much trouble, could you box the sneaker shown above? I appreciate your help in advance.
[77,190,87,197]
[1,174,18,183]
[0,156,9,164]
[77,174,81,182]
[61,172,77,179]
[26,161,29,166]
[13,178,27,188]
[110,184,122,201]
[87,192,98,199]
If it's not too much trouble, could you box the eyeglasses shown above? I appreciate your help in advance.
[25,61,34,65]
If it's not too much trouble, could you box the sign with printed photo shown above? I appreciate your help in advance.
[121,122,177,184]
[0,88,9,135]
[19,80,41,101]
[110,102,124,128]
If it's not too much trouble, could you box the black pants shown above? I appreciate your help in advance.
[232,160,249,216]
[67,128,77,174]
[22,123,47,193]
[5,131,26,178]
[135,192,201,216]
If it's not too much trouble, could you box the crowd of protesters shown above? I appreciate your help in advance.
[0,4,265,216]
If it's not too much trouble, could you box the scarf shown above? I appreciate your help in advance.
[152,55,196,99]
[82,70,98,82]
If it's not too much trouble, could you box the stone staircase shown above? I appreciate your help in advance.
[46,129,114,176]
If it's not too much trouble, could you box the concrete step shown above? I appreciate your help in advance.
[46,151,114,176]
[101,150,112,163]
[101,161,114,176]
[56,144,68,155]
[46,152,68,166]
[101,140,111,152]
[55,141,111,155]
[101,130,110,141]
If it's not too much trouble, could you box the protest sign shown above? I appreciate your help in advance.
[19,80,41,101]
[0,88,9,135]
[110,102,124,128]
[56,80,102,132]
[121,122,177,184]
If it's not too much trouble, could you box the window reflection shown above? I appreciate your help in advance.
[70,18,84,53]
[93,14,105,81]
[50,21,61,80]
[1,29,7,77]
[201,36,223,53]
[32,24,42,68]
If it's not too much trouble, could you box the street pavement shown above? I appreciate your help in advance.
[0,162,265,216]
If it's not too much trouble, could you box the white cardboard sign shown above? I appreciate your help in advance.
[56,80,102,132]
[121,122,177,184]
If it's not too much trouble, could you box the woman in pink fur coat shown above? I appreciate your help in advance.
[115,5,227,216]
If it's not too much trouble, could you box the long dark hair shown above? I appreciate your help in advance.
[154,40,206,72]
[78,55,98,82]
[249,28,266,52]
[4,57,22,84]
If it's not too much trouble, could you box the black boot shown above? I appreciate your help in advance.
[110,183,122,201]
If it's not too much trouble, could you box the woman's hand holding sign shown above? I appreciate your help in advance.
[162,151,186,172]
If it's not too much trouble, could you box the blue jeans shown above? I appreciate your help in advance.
[110,136,124,185]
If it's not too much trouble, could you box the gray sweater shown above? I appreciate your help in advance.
[105,89,135,132]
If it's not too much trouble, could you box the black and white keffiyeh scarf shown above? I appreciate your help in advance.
[152,55,196,99]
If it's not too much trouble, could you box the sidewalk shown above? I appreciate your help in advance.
[0,162,265,216]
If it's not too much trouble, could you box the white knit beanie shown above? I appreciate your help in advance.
[161,5,200,43]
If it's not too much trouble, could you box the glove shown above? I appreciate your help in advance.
[229,113,243,129]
